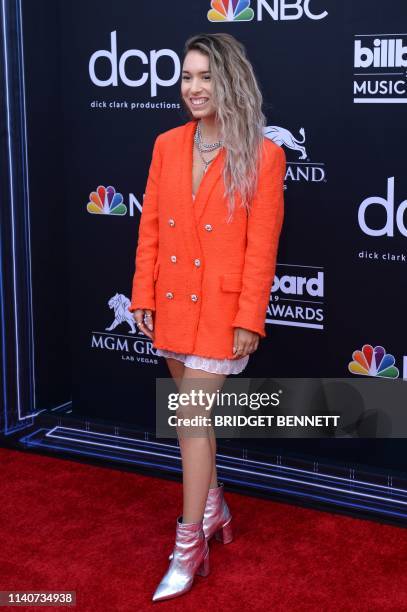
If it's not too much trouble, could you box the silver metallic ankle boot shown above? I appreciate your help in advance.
[152,515,210,602]
[168,482,233,560]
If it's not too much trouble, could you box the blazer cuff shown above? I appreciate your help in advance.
[232,313,267,338]
[128,299,156,313]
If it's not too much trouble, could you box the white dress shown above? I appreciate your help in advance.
[155,193,250,376]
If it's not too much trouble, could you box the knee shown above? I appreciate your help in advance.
[175,404,212,439]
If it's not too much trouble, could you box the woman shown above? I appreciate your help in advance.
[128,32,286,601]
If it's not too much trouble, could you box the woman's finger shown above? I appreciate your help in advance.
[144,310,154,331]
[137,320,154,340]
[134,311,154,340]
[234,344,247,358]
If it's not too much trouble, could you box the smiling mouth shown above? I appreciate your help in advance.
[190,98,209,106]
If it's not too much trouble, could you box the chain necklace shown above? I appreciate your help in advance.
[194,120,223,174]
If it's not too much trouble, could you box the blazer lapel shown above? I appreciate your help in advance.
[182,120,226,226]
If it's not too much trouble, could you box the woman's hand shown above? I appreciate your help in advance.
[133,308,155,340]
[232,327,259,358]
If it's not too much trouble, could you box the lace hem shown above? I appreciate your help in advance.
[155,348,249,375]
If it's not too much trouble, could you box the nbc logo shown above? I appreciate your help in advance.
[87,185,127,215]
[207,0,327,22]
[348,344,399,378]
[208,0,254,21]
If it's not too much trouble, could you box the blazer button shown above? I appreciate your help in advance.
[204,224,213,232]
[168,218,175,227]
[170,255,177,263]
[190,294,198,302]
[194,258,201,267]
[166,292,174,299]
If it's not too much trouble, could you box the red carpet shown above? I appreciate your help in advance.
[0,447,406,612]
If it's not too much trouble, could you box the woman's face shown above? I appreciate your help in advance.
[181,50,216,119]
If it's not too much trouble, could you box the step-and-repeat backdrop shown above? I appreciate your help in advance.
[24,1,406,464]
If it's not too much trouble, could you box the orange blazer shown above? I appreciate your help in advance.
[128,119,286,360]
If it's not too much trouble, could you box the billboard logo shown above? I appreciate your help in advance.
[353,35,407,103]
[267,264,325,330]
[87,185,127,216]
[355,38,407,69]
[208,0,327,22]
[348,344,399,378]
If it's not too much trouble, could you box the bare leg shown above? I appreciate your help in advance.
[208,424,218,488]
[176,367,226,524]
[171,360,218,488]
[164,357,219,508]
[165,357,185,390]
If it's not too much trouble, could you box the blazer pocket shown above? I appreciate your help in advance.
[153,261,160,282]
[221,272,243,292]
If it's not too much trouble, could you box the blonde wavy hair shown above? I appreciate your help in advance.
[181,32,267,222]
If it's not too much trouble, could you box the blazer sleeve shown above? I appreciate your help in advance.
[128,134,163,313]
[232,142,286,337]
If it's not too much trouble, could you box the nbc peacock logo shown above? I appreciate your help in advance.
[348,344,399,379]
[208,0,254,22]
[87,185,127,215]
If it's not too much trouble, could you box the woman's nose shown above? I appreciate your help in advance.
[190,81,202,93]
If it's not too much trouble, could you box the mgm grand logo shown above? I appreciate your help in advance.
[264,125,326,185]
[90,293,158,364]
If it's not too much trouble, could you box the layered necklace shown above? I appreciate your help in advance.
[193,120,224,174]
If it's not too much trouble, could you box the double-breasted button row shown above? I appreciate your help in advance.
[169,255,201,267]
[168,217,213,232]
[165,291,199,302]
[165,216,207,301]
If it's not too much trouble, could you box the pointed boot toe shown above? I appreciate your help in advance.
[153,515,209,602]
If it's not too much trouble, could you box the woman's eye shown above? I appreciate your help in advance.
[182,76,211,81]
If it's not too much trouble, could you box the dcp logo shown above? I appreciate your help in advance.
[89,31,180,96]
[358,177,407,237]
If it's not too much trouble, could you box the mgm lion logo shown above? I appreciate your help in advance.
[106,293,140,335]
[264,125,308,160]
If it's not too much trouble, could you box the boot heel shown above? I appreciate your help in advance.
[214,517,233,544]
[196,549,210,577]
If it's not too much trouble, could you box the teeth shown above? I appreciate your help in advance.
[191,98,208,106]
